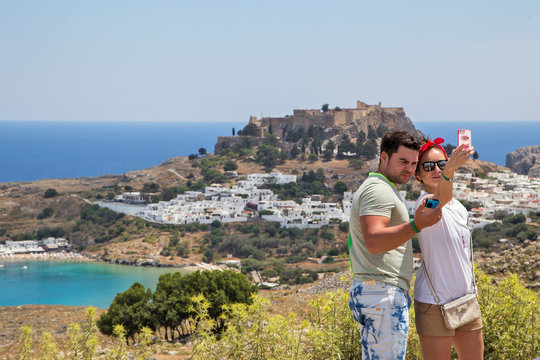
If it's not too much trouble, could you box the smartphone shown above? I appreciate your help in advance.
[425,199,440,209]
[458,129,472,148]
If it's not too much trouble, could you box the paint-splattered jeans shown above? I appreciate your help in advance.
[349,280,411,360]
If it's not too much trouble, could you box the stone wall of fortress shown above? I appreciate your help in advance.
[252,101,407,138]
[215,101,419,153]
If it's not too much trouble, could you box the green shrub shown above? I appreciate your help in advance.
[476,271,538,359]
[191,270,538,360]
[15,270,539,359]
[191,290,361,360]
[408,269,539,359]
[43,188,58,198]
[37,207,54,220]
[338,221,349,233]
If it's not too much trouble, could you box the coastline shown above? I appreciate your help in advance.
[0,251,227,272]
[0,252,93,262]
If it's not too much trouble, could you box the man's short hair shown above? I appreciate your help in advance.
[380,130,421,158]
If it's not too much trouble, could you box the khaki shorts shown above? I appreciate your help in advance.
[414,300,483,337]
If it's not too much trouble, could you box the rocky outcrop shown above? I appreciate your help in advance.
[506,145,540,176]
[215,101,422,154]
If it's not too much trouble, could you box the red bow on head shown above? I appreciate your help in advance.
[418,137,447,161]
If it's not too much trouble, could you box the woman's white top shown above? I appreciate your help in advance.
[413,192,475,304]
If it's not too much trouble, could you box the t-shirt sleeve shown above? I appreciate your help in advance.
[358,182,395,218]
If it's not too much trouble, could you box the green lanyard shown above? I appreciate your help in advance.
[368,172,397,190]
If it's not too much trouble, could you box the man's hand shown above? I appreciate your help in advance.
[413,198,443,231]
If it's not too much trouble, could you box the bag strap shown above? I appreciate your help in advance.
[421,257,443,306]
[469,230,477,293]
[421,227,476,306]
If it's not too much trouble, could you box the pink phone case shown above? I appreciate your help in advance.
[458,129,472,147]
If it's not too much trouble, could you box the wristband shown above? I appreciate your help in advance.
[410,219,420,233]
[441,173,453,181]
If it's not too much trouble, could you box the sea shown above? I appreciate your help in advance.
[0,120,538,307]
[0,120,538,183]
[0,260,188,308]
[0,121,245,183]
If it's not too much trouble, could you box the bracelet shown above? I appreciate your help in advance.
[441,173,453,181]
[410,219,420,233]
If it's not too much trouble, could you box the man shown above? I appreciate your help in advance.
[348,130,442,359]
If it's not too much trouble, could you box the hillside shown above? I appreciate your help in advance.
[0,145,538,359]
[0,153,508,261]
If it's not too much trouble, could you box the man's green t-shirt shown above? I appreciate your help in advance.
[348,173,413,291]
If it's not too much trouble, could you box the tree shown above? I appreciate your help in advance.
[203,249,215,263]
[339,134,355,154]
[142,182,160,193]
[310,136,322,155]
[290,145,300,159]
[357,130,366,144]
[367,126,377,139]
[263,133,280,147]
[43,188,58,198]
[359,138,378,159]
[323,140,335,161]
[97,282,154,344]
[473,151,479,160]
[203,168,226,183]
[152,270,257,338]
[232,127,235,136]
[160,187,178,202]
[223,160,238,171]
[198,148,207,156]
[256,144,280,170]
[333,181,348,194]
[321,104,329,113]
[443,143,456,155]
[36,227,66,240]
[492,210,508,220]
[37,207,54,220]
[503,213,526,225]
[239,123,259,137]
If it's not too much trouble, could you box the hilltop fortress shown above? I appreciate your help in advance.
[215,100,420,153]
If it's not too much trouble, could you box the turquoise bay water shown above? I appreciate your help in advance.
[0,260,188,308]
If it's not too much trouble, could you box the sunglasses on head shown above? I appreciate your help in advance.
[421,160,447,172]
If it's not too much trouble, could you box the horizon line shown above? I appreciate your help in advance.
[1,119,540,123]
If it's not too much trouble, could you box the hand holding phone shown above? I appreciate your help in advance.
[425,199,440,209]
[458,129,472,148]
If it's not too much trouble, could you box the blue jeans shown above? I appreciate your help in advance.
[349,280,411,360]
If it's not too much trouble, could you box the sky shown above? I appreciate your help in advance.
[1,1,539,123]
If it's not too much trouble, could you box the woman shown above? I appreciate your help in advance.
[413,137,483,359]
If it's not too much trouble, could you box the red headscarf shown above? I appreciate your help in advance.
[418,137,447,162]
